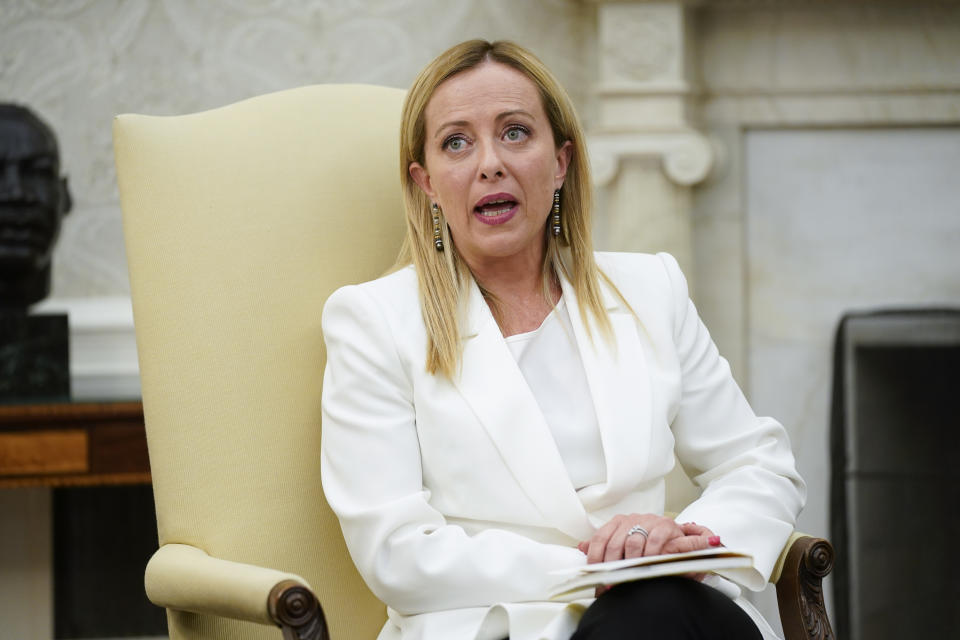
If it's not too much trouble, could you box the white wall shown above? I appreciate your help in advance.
[686,4,960,633]
[743,127,960,631]
[0,487,53,640]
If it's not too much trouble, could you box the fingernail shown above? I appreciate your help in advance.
[708,536,721,546]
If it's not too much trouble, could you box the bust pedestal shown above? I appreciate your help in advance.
[0,312,70,403]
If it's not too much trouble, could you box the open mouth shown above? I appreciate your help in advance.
[474,193,518,218]
[475,199,516,216]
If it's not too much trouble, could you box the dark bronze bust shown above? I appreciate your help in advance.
[0,104,72,400]
[0,104,72,309]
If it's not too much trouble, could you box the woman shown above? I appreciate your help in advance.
[320,40,805,640]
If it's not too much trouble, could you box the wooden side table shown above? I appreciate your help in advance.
[0,401,149,488]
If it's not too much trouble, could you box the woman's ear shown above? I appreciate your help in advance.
[554,140,573,190]
[409,162,435,200]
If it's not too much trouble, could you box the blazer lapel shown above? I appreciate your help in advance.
[455,278,594,541]
[560,273,655,505]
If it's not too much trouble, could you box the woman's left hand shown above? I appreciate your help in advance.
[576,513,685,563]
[661,522,721,555]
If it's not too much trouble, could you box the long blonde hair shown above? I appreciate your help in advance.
[397,40,613,379]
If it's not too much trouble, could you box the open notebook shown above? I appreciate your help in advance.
[549,547,753,598]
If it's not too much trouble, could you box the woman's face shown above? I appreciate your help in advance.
[409,61,571,272]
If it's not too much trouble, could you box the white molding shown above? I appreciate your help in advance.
[589,130,715,186]
[31,296,141,400]
[596,80,694,96]
[591,2,714,187]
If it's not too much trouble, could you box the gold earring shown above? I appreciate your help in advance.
[551,190,561,237]
[432,203,444,251]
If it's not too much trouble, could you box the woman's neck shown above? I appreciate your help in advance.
[469,252,561,337]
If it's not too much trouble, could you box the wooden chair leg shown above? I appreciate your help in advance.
[269,579,330,640]
[775,536,835,640]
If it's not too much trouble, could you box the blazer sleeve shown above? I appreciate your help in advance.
[320,284,584,615]
[658,253,807,591]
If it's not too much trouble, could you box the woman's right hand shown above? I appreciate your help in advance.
[576,513,685,563]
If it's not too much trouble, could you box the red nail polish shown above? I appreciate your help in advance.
[708,536,721,546]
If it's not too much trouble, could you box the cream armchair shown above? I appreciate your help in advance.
[114,85,834,640]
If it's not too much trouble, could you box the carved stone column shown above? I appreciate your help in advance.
[588,0,713,282]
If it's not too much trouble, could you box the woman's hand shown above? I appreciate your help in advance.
[577,518,724,593]
[661,522,722,554]
[665,522,722,583]
[576,513,685,564]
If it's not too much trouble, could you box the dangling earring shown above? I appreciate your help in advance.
[432,203,444,251]
[551,189,561,237]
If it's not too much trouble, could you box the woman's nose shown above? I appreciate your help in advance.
[477,143,505,181]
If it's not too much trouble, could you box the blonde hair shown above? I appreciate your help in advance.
[397,40,614,379]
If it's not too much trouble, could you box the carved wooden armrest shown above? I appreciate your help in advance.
[268,579,330,640]
[773,535,835,640]
[145,544,329,639]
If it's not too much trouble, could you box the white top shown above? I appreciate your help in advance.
[504,297,607,490]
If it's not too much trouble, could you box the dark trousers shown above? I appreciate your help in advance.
[569,577,763,640]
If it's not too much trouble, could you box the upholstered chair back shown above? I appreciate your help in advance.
[115,84,405,639]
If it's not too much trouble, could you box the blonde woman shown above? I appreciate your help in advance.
[321,40,805,640]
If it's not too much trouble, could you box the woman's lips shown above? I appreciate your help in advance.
[474,193,518,225]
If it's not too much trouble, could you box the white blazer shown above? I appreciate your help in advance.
[320,252,805,640]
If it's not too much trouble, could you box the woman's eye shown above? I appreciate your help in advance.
[443,136,467,152]
[504,126,529,142]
